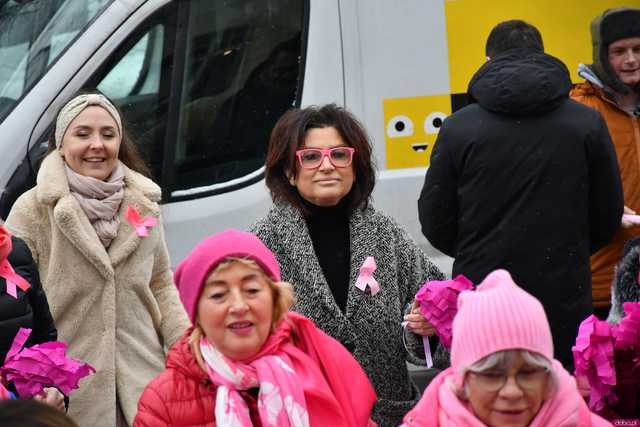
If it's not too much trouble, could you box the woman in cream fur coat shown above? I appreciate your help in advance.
[6,91,190,427]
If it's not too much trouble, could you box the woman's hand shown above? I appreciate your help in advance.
[576,375,591,400]
[34,387,65,412]
[403,301,436,337]
[621,205,639,228]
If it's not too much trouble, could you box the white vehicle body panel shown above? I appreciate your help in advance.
[2,0,628,275]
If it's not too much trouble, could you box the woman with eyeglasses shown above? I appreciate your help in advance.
[401,270,612,427]
[250,104,445,427]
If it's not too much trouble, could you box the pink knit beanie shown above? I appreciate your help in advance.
[174,229,281,323]
[451,269,554,372]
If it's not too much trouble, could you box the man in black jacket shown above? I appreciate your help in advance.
[418,20,623,368]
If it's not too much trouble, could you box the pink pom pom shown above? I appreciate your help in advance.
[0,328,95,398]
[614,302,640,376]
[415,275,473,348]
[614,303,640,352]
[572,315,618,411]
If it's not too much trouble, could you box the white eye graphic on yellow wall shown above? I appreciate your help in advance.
[387,115,414,137]
[383,94,452,169]
[424,112,447,134]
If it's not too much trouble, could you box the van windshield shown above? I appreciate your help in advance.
[0,0,112,124]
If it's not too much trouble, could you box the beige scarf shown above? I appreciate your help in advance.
[65,163,125,247]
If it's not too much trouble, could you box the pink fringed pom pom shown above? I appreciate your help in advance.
[572,315,618,411]
[614,303,640,351]
[0,328,95,398]
[614,302,640,371]
[415,275,473,349]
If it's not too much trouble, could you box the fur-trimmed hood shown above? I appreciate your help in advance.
[589,7,640,95]
[609,237,640,323]
[468,49,571,116]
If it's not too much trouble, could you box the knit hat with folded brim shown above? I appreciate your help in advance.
[174,229,281,323]
[590,7,640,95]
[451,269,554,372]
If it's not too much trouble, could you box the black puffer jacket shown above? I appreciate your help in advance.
[418,49,623,368]
[0,236,56,365]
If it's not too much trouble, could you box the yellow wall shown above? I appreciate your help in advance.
[383,95,451,169]
[445,0,640,93]
[383,1,640,169]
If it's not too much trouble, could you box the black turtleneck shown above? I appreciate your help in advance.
[303,199,351,312]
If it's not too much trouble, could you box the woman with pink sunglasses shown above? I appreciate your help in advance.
[251,104,445,427]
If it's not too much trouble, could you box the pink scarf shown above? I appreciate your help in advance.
[401,362,612,427]
[200,312,376,427]
[201,338,309,426]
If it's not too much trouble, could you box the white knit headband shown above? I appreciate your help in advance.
[55,94,122,149]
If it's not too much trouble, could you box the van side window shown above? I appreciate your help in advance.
[0,0,112,124]
[89,0,305,201]
[98,28,164,100]
[88,6,176,183]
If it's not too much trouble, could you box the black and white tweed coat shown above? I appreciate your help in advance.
[251,201,445,427]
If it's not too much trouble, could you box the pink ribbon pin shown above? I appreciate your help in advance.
[355,256,380,296]
[0,259,30,299]
[125,206,157,237]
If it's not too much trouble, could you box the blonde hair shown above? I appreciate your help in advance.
[189,257,294,356]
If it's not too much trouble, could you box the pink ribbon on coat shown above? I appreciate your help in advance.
[355,256,380,296]
[0,259,30,299]
[125,206,157,237]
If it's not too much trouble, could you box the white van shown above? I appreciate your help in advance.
[0,0,636,272]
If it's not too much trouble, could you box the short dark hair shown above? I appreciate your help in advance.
[0,399,79,427]
[46,89,151,177]
[485,20,544,57]
[265,104,376,216]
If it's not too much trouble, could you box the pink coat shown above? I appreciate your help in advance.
[402,362,612,427]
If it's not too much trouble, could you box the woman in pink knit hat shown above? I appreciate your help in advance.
[401,269,612,427]
[134,229,377,427]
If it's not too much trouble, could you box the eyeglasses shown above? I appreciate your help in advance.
[467,368,549,392]
[295,147,355,169]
